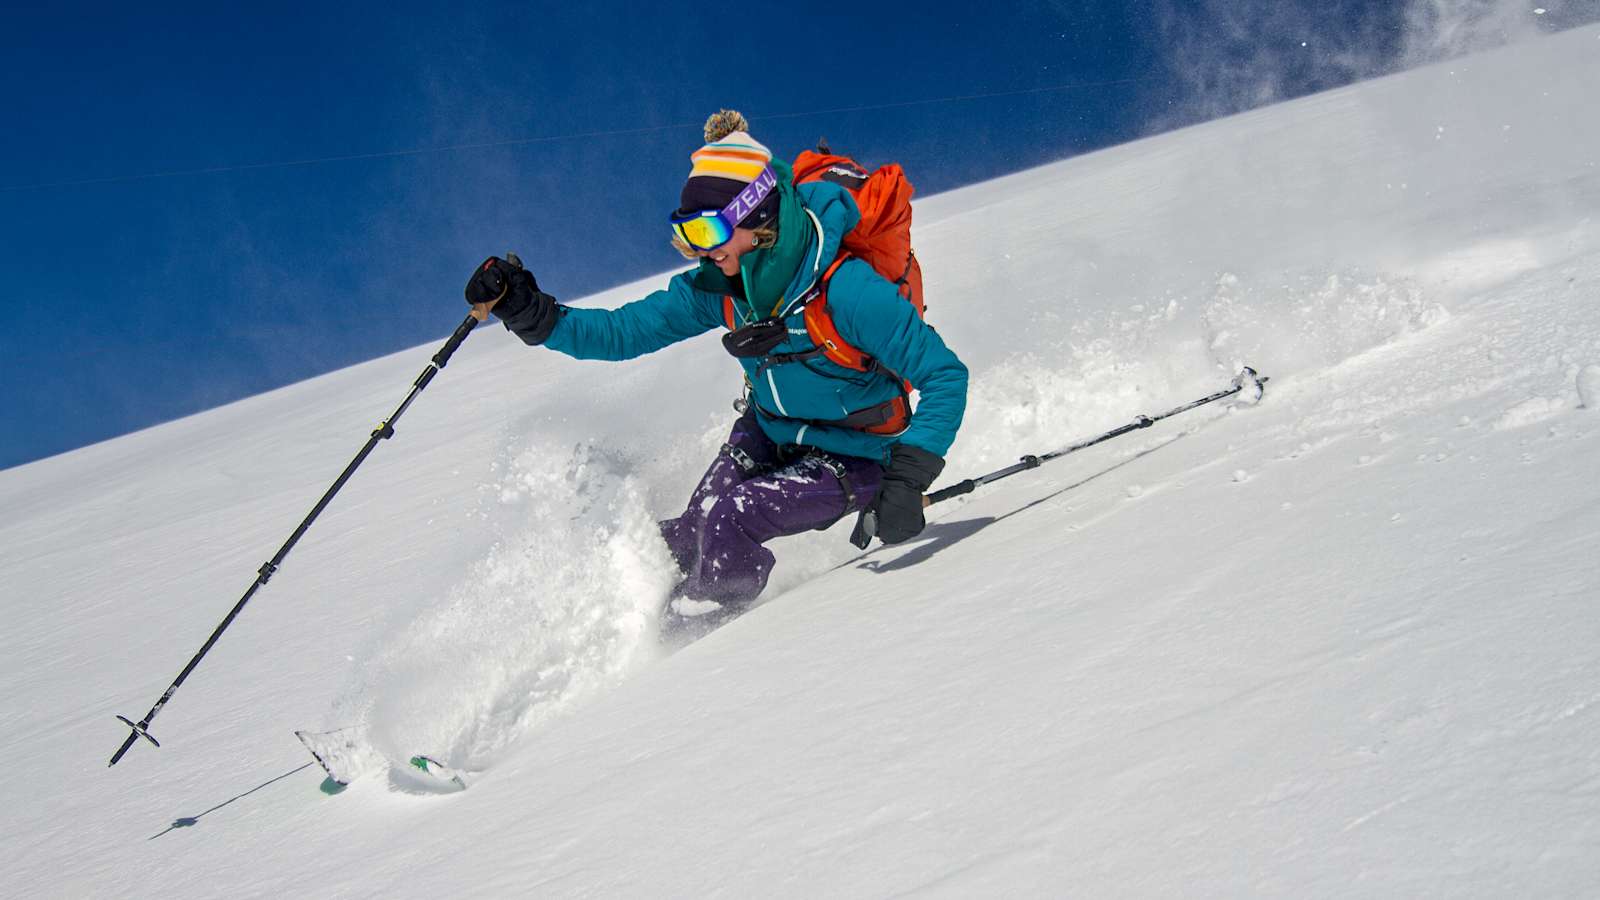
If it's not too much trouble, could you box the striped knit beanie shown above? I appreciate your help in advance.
[676,110,780,228]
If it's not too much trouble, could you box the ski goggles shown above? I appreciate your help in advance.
[669,165,780,252]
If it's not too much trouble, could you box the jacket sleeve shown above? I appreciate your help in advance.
[542,272,724,361]
[828,263,968,458]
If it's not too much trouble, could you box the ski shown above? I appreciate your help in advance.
[405,755,469,791]
[295,727,382,788]
[294,728,469,792]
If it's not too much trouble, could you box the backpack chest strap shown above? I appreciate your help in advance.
[754,346,829,376]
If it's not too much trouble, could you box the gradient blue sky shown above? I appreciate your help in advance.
[1,1,1584,469]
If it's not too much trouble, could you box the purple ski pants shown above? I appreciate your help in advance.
[659,412,883,609]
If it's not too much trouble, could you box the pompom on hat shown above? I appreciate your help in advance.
[676,110,780,229]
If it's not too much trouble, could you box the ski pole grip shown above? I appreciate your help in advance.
[925,479,977,506]
[432,313,480,368]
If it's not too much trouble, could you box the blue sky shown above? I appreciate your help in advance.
[0,1,1584,469]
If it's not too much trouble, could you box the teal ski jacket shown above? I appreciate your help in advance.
[542,180,967,464]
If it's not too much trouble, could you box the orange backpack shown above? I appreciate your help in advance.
[791,148,923,309]
[721,147,925,434]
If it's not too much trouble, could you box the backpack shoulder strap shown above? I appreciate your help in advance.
[802,255,870,372]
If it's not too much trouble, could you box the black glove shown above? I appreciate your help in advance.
[465,254,561,345]
[853,443,945,547]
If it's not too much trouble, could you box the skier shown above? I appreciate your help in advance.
[464,111,968,640]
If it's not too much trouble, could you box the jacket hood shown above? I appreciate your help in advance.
[776,177,860,316]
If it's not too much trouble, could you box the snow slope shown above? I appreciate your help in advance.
[3,25,1599,898]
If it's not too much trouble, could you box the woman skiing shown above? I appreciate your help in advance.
[464,111,967,641]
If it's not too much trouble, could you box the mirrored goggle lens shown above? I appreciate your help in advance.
[670,212,734,251]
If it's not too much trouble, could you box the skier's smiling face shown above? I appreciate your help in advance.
[696,227,757,277]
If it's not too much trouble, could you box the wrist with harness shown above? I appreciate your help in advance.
[720,437,863,530]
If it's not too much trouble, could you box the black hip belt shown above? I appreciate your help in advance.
[755,393,910,436]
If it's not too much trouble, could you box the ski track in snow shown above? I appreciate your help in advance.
[325,442,677,779]
[3,24,1600,898]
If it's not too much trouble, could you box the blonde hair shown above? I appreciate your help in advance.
[671,223,778,260]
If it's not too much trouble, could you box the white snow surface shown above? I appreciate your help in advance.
[5,28,1600,898]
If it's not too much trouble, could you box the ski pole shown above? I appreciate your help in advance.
[851,367,1267,549]
[108,311,483,768]
[927,366,1267,505]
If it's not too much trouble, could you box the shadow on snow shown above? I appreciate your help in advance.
[852,435,1185,574]
[148,762,317,840]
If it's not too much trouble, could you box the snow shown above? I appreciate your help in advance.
[1493,394,1569,430]
[4,25,1600,898]
[1578,364,1600,409]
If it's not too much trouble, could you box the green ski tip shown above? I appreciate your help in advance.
[405,754,468,790]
